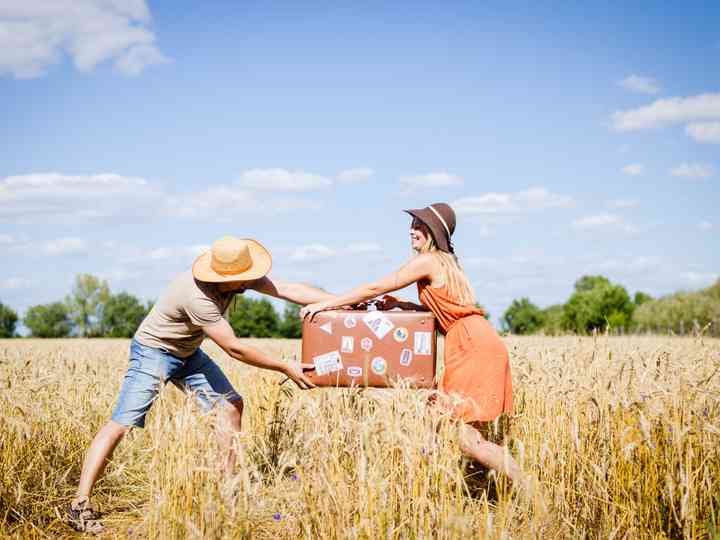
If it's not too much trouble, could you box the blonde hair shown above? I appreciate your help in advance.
[416,235,476,305]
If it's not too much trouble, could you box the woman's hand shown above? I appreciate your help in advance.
[282,359,316,390]
[299,301,331,321]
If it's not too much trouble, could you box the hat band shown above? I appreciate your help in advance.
[428,205,451,238]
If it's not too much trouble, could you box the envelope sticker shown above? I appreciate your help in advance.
[341,336,354,353]
[400,348,413,366]
[313,350,343,376]
[360,337,373,351]
[414,332,432,355]
[371,356,387,375]
[363,311,394,340]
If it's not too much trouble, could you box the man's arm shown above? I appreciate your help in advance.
[248,276,335,305]
[203,318,315,389]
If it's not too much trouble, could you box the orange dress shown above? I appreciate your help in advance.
[418,280,513,423]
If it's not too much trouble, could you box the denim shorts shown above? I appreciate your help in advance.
[111,339,242,428]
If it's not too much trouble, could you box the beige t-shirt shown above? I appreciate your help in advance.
[135,271,235,357]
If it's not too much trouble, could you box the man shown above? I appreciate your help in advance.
[67,236,331,533]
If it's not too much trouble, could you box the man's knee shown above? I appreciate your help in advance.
[222,397,243,427]
[101,420,132,441]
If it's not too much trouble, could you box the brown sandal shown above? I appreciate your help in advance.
[66,497,104,534]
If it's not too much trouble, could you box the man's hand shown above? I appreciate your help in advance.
[299,301,331,322]
[376,294,402,310]
[283,359,316,389]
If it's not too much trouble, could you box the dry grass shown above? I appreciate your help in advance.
[1,335,719,539]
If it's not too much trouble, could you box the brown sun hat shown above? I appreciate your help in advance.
[192,236,272,283]
[404,202,457,253]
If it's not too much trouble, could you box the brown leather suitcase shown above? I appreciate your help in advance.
[302,308,438,388]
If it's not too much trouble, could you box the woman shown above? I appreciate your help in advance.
[300,202,522,483]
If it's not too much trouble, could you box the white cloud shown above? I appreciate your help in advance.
[0,233,15,244]
[0,172,164,223]
[685,122,720,144]
[345,242,382,254]
[146,244,209,261]
[238,169,332,192]
[612,93,720,131]
[608,199,639,209]
[573,213,638,233]
[681,271,719,287]
[670,163,715,179]
[583,255,661,275]
[699,221,714,231]
[337,168,374,183]
[400,172,463,191]
[43,237,87,256]
[622,163,644,176]
[453,187,574,215]
[289,244,336,262]
[0,0,168,79]
[619,75,660,95]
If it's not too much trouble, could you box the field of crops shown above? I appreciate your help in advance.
[1,335,719,539]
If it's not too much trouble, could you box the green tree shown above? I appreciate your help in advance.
[501,298,544,334]
[24,302,72,338]
[475,303,491,321]
[101,292,149,338]
[228,296,280,337]
[633,279,720,336]
[562,275,634,333]
[540,304,564,335]
[0,301,18,338]
[65,274,110,337]
[634,291,653,306]
[278,302,302,338]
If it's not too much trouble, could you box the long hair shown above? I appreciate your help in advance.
[416,234,475,305]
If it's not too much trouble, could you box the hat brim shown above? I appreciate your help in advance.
[404,208,452,252]
[192,239,272,283]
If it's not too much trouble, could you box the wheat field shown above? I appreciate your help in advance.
[1,335,719,539]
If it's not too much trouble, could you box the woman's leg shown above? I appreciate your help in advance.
[458,422,523,484]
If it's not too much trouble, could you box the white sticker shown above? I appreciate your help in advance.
[347,366,362,377]
[363,311,395,340]
[341,336,354,353]
[371,356,387,375]
[313,350,343,376]
[320,321,333,335]
[344,315,357,328]
[360,337,373,351]
[400,348,413,366]
[393,327,409,343]
[414,332,432,355]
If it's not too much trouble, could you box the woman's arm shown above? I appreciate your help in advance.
[300,254,434,319]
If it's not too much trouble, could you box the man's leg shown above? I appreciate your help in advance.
[67,341,165,531]
[74,421,130,502]
[173,348,244,473]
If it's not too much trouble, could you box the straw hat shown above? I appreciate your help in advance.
[404,202,456,253]
[192,236,272,283]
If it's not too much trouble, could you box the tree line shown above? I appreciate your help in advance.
[0,274,303,339]
[501,275,720,336]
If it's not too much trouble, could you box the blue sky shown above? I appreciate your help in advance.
[1,1,718,326]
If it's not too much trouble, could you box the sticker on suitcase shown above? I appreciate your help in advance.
[393,327,409,343]
[363,311,394,340]
[413,332,432,355]
[400,348,413,366]
[347,366,362,377]
[360,337,373,351]
[320,321,333,335]
[344,315,357,329]
[313,350,343,376]
[371,356,387,375]
[341,336,354,353]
